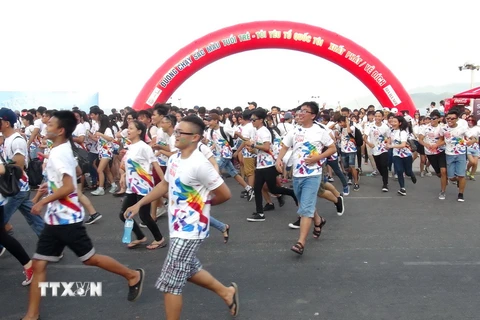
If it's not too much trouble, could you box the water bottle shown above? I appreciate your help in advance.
[122,215,134,244]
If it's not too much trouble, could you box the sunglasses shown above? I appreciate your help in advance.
[430,117,438,120]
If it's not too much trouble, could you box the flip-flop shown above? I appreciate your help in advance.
[146,239,167,250]
[127,239,146,249]
[223,225,230,244]
[228,282,240,317]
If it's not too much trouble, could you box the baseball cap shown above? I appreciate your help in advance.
[465,106,473,111]
[248,101,257,108]
[284,112,293,120]
[0,108,18,127]
[391,107,399,114]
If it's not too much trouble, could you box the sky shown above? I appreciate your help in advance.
[1,0,479,111]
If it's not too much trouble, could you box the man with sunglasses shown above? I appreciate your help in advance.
[440,110,477,202]
[418,110,447,199]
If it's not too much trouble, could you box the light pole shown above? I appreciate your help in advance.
[459,62,480,88]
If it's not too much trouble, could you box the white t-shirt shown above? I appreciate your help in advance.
[198,142,214,159]
[420,125,445,155]
[390,129,412,158]
[72,123,87,149]
[155,130,170,166]
[97,128,114,158]
[24,125,34,140]
[32,119,43,146]
[440,125,470,155]
[44,142,84,225]
[364,123,390,156]
[165,149,223,240]
[278,122,294,137]
[88,121,99,154]
[241,122,256,158]
[207,127,235,159]
[340,126,358,153]
[254,126,275,169]
[124,140,156,196]
[281,124,333,177]
[3,133,30,191]
[467,126,480,151]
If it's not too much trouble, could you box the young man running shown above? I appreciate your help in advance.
[124,115,239,319]
[22,111,144,320]
[276,102,337,255]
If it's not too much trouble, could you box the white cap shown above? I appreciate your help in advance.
[391,107,399,114]
[466,106,473,111]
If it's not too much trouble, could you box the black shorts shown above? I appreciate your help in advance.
[33,223,95,262]
[414,141,425,155]
[427,152,446,174]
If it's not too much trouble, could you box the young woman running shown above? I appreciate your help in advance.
[91,114,116,196]
[118,120,167,250]
[466,115,479,180]
[386,116,417,196]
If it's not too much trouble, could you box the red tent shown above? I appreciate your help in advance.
[453,86,480,99]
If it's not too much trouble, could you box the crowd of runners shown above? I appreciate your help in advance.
[0,99,478,319]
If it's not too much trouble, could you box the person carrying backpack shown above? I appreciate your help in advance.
[338,116,361,191]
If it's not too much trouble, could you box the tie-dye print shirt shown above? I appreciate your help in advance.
[165,149,223,240]
[440,125,470,155]
[281,124,334,177]
[340,125,358,153]
[255,126,275,169]
[44,142,84,225]
[390,129,412,158]
[3,133,29,192]
[364,123,390,156]
[97,128,114,159]
[208,127,234,160]
[124,140,157,196]
[0,157,8,206]
[421,124,445,155]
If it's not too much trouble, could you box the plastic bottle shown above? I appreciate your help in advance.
[122,215,134,244]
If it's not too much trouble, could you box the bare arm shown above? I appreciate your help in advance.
[210,182,231,206]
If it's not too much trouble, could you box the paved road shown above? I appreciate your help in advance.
[2,166,480,320]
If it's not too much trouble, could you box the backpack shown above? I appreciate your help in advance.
[72,143,90,175]
[0,153,22,197]
[348,126,364,147]
[210,127,234,147]
[27,158,43,187]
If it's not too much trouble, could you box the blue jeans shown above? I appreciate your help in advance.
[217,157,239,178]
[446,154,467,178]
[392,156,414,189]
[88,152,99,185]
[327,159,348,187]
[210,216,226,232]
[293,176,321,217]
[0,191,45,251]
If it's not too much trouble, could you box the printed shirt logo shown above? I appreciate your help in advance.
[126,158,154,195]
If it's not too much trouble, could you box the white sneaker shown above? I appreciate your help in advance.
[91,188,105,196]
[0,247,6,257]
[388,171,393,178]
[156,206,167,218]
[425,171,432,177]
[109,184,117,194]
[420,172,425,178]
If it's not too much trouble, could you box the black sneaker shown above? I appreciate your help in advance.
[335,196,344,216]
[353,184,360,191]
[85,212,102,225]
[240,190,248,198]
[263,203,275,211]
[247,189,255,202]
[397,188,407,196]
[277,195,285,207]
[247,213,265,222]
[288,217,301,229]
[382,185,389,192]
[128,268,145,302]
[411,174,417,184]
[457,193,465,202]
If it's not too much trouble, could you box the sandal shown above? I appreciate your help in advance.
[146,239,167,250]
[127,238,146,249]
[223,225,230,244]
[228,282,240,317]
[291,242,304,255]
[313,217,327,239]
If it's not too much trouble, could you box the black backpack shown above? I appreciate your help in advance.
[72,143,90,175]
[348,126,364,147]
[27,158,43,187]
[210,127,234,147]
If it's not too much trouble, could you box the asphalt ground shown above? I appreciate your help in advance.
[2,164,480,320]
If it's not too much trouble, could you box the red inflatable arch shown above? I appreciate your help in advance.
[132,21,415,113]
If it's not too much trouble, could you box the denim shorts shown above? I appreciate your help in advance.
[293,176,321,218]
[341,152,356,167]
[467,147,479,157]
[446,154,467,178]
[218,157,238,177]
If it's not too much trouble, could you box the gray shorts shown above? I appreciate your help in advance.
[155,238,203,295]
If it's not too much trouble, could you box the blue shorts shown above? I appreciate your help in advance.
[293,176,321,218]
[467,147,479,157]
[446,154,467,178]
[217,157,238,177]
[341,152,356,167]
